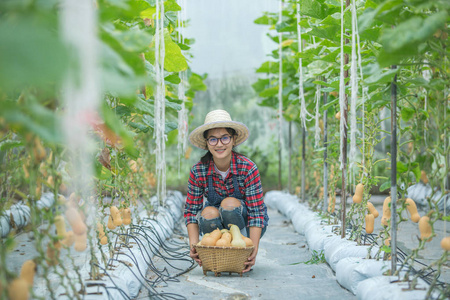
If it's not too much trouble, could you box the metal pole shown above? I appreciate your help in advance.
[390,67,398,272]
[301,126,306,202]
[288,121,292,194]
[341,0,350,239]
[323,85,328,212]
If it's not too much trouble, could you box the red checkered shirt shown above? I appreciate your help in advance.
[184,151,266,228]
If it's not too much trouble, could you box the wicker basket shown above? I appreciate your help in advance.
[194,244,254,277]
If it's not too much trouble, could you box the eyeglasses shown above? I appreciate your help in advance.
[206,135,232,146]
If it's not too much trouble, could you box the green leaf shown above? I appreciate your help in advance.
[364,68,398,85]
[381,245,391,254]
[0,16,69,90]
[301,0,332,20]
[164,0,181,12]
[188,73,207,91]
[165,73,181,84]
[254,15,276,25]
[134,97,154,115]
[256,61,279,74]
[400,107,415,122]
[0,140,23,151]
[379,181,391,192]
[397,161,408,174]
[163,32,188,72]
[380,11,448,54]
[259,86,279,98]
[412,165,421,183]
[252,78,270,93]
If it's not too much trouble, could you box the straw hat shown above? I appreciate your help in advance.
[189,109,249,150]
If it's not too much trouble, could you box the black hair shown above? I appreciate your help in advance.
[200,128,244,164]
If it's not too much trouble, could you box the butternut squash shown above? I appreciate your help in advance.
[122,208,131,225]
[365,214,374,234]
[54,215,66,238]
[46,242,60,266]
[367,202,379,218]
[381,196,391,227]
[100,236,108,245]
[20,260,36,287]
[65,207,87,235]
[7,278,29,300]
[384,237,391,246]
[198,233,210,245]
[74,232,87,252]
[328,194,336,214]
[420,170,429,184]
[61,231,75,247]
[440,236,450,251]
[228,224,246,248]
[242,235,254,247]
[405,198,420,223]
[107,215,116,230]
[335,111,341,120]
[419,216,432,241]
[110,206,122,226]
[215,232,232,246]
[352,183,364,204]
[201,229,222,246]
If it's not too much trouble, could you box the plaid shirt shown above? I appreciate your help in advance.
[184,151,267,228]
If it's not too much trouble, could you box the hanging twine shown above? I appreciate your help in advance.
[314,84,321,148]
[296,3,313,130]
[177,0,188,178]
[155,0,167,205]
[356,16,368,177]
[278,0,283,145]
[338,0,347,170]
[349,0,358,171]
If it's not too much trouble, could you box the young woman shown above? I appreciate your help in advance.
[184,109,269,273]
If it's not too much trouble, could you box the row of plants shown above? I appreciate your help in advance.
[253,0,448,298]
[0,0,206,299]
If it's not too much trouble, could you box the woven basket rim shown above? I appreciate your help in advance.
[194,244,254,250]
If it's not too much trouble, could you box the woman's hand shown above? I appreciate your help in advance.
[242,246,257,273]
[190,245,202,266]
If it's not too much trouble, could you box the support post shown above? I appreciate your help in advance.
[288,121,292,194]
[301,126,306,202]
[390,67,398,272]
[323,85,328,212]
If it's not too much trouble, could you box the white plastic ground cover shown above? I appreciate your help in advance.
[336,257,392,294]
[356,275,432,300]
[0,192,55,237]
[47,191,184,300]
[264,191,430,299]
[407,183,450,213]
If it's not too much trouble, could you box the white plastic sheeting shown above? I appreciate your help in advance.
[0,192,55,237]
[356,275,430,300]
[264,191,431,298]
[407,183,450,213]
[336,257,392,294]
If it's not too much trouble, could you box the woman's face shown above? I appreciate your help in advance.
[206,128,235,162]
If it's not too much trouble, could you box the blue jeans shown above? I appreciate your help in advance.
[198,204,266,238]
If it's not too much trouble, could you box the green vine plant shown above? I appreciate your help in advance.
[348,107,388,246]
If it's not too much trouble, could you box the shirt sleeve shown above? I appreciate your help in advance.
[184,166,204,226]
[244,164,265,228]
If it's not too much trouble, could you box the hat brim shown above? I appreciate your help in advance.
[189,121,249,150]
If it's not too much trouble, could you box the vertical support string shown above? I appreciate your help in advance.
[155,0,167,205]
[177,0,188,178]
[314,83,321,149]
[296,2,312,129]
[278,0,283,190]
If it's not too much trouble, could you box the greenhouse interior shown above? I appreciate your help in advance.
[0,0,449,299]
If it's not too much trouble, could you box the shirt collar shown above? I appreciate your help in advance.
[206,151,238,177]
